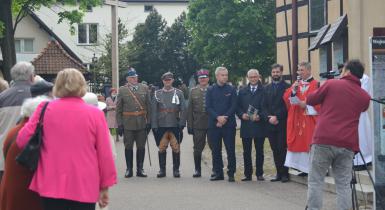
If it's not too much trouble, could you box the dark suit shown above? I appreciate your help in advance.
[260,80,290,178]
[236,84,266,177]
[206,83,237,177]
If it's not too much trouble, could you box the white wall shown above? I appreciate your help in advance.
[0,15,51,62]
[34,2,188,63]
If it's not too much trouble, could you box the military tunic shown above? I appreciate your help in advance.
[116,83,151,149]
[187,86,211,153]
[151,88,186,152]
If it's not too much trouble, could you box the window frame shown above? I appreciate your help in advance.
[309,0,326,32]
[77,23,99,46]
[15,38,34,53]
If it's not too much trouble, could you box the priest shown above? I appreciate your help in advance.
[283,62,319,174]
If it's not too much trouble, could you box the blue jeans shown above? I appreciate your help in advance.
[208,127,236,176]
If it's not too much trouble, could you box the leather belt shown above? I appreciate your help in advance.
[123,110,147,116]
[159,108,178,113]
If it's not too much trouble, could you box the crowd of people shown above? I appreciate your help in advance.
[0,58,373,210]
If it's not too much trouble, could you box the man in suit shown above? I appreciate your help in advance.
[261,64,290,182]
[237,69,266,181]
[206,67,237,182]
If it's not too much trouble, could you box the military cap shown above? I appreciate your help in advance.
[161,72,174,80]
[197,69,209,79]
[126,68,138,78]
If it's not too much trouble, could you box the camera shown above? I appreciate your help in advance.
[319,70,341,79]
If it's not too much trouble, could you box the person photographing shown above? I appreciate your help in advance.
[305,60,371,210]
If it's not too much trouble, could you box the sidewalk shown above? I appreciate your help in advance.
[108,130,337,210]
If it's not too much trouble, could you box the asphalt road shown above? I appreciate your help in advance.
[108,131,337,210]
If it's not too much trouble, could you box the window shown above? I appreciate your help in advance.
[15,39,34,53]
[332,38,344,69]
[319,46,328,75]
[78,23,98,45]
[144,5,154,12]
[310,0,325,31]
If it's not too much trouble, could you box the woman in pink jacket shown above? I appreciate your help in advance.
[17,68,117,210]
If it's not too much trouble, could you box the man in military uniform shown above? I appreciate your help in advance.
[116,69,151,178]
[152,72,186,178]
[187,69,211,178]
[206,67,237,182]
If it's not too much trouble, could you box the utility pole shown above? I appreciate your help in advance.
[111,0,119,89]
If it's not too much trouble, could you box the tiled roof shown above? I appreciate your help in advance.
[32,40,86,75]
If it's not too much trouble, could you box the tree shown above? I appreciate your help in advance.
[127,10,167,85]
[93,19,132,88]
[186,0,275,81]
[0,0,103,81]
[162,12,200,83]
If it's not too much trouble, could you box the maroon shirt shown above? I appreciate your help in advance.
[307,74,371,152]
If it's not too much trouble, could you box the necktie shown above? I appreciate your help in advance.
[251,87,256,93]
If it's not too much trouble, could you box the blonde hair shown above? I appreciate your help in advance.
[53,68,87,98]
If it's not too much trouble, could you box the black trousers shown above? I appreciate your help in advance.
[242,137,265,177]
[208,127,236,176]
[41,197,95,210]
[267,130,288,177]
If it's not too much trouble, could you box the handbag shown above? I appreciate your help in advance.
[16,101,49,171]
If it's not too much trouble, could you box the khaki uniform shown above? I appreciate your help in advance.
[116,83,151,177]
[187,86,211,153]
[116,83,151,149]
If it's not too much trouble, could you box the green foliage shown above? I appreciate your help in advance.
[0,21,4,38]
[127,10,168,85]
[161,12,200,83]
[93,19,131,87]
[186,0,276,80]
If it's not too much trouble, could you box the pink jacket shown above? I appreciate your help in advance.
[17,97,117,203]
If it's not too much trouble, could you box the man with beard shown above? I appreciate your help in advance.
[261,64,290,182]
[116,69,151,178]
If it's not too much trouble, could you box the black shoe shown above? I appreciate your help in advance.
[228,176,235,182]
[157,152,166,178]
[298,172,308,177]
[241,176,252,181]
[124,149,133,178]
[210,172,216,178]
[193,152,202,178]
[193,170,201,178]
[136,149,147,177]
[257,176,265,181]
[281,176,290,183]
[210,175,224,181]
[125,169,133,178]
[270,176,281,182]
[172,152,180,178]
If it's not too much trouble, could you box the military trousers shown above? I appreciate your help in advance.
[208,127,236,176]
[123,129,147,150]
[193,129,211,154]
[159,131,180,153]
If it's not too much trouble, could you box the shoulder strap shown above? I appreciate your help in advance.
[38,101,50,126]
[127,88,144,110]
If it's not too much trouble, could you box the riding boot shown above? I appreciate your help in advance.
[193,152,201,178]
[136,149,147,177]
[157,151,166,178]
[124,149,133,178]
[173,152,181,178]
